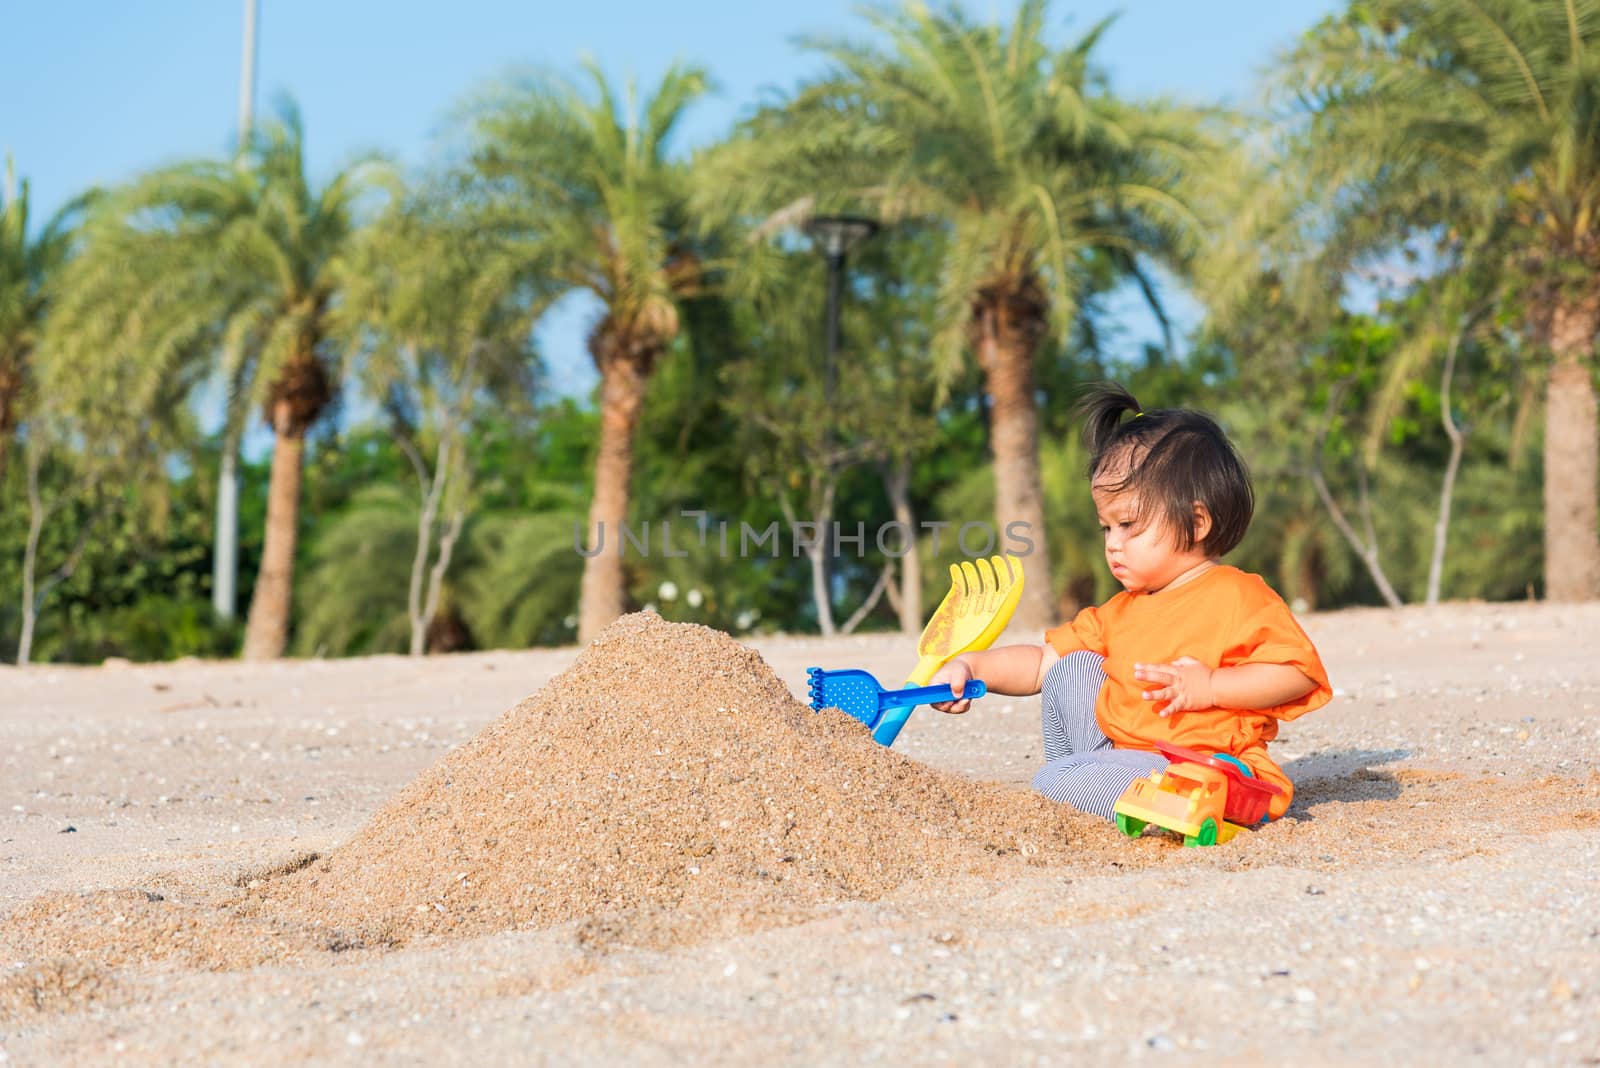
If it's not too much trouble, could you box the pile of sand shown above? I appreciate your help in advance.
[253,613,1099,948]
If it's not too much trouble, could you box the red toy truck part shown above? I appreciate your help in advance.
[1152,740,1283,826]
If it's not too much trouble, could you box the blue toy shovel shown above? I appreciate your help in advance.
[806,667,987,746]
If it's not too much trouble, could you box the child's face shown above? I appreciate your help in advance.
[1092,481,1213,594]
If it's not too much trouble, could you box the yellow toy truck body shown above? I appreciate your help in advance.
[1113,763,1242,847]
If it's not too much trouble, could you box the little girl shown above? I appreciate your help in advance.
[930,383,1331,822]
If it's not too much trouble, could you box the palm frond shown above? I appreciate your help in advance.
[699,0,1227,367]
[38,100,395,443]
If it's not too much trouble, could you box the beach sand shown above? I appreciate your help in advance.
[1,601,1596,1065]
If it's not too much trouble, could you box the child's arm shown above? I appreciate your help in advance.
[926,643,1060,713]
[1133,657,1316,717]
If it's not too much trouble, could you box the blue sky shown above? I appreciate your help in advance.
[4,0,1341,431]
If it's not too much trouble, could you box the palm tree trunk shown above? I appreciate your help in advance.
[883,457,921,636]
[577,356,649,643]
[1543,297,1600,602]
[809,535,838,635]
[781,481,838,637]
[421,506,465,651]
[1426,332,1466,607]
[973,292,1054,635]
[18,445,48,665]
[212,432,240,620]
[406,433,450,657]
[242,405,306,661]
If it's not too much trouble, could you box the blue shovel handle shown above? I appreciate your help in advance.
[880,680,987,710]
[871,680,988,747]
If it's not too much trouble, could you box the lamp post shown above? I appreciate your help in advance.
[215,0,260,625]
[801,214,878,636]
[804,214,879,413]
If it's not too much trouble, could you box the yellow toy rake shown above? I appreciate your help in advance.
[808,553,1025,745]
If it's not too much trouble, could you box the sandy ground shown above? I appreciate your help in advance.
[1,601,1598,1066]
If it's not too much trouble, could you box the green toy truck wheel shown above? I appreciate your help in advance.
[1183,817,1219,848]
[1115,812,1147,838]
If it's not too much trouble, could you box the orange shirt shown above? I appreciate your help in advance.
[1043,565,1331,819]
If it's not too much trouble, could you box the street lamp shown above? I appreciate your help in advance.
[803,214,878,632]
[804,214,879,411]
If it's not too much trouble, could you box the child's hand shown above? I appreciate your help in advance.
[1133,657,1216,716]
[929,659,978,714]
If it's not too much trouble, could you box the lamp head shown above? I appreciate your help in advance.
[804,214,879,258]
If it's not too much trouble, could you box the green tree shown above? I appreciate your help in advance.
[621,296,817,639]
[334,190,542,654]
[0,158,82,485]
[293,485,421,656]
[292,440,588,657]
[1354,265,1533,605]
[457,510,587,649]
[701,0,1226,632]
[464,61,711,642]
[45,105,394,658]
[1282,0,1600,600]
[722,228,949,636]
[16,304,188,663]
[724,254,881,636]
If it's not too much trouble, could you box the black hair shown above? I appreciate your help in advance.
[1076,381,1253,557]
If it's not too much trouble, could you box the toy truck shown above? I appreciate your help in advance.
[1112,741,1283,847]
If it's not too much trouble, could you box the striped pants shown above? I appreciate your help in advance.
[1031,651,1167,820]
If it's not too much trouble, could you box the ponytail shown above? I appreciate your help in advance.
[1077,381,1145,466]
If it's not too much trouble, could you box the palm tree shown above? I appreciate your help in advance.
[465,61,710,642]
[46,105,393,658]
[700,1,1223,631]
[1281,0,1600,601]
[0,158,81,486]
